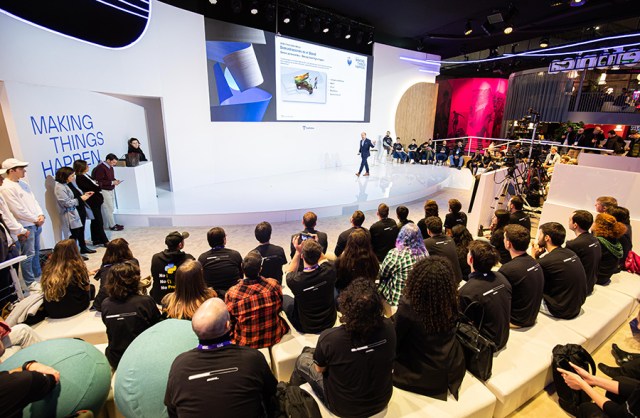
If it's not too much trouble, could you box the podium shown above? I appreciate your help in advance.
[113,162,158,210]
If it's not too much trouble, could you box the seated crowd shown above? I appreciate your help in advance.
[0,192,636,418]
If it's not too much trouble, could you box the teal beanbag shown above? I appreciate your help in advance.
[114,319,198,418]
[0,338,111,418]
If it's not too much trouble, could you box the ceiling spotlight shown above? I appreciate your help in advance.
[539,37,549,48]
[367,33,373,45]
[464,20,473,36]
[345,26,351,39]
[250,0,258,15]
[570,0,586,6]
[282,9,291,24]
[323,20,330,33]
[209,0,217,4]
[503,25,513,34]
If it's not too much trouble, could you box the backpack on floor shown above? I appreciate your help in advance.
[274,381,321,418]
[552,344,596,416]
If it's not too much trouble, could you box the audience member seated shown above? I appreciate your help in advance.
[197,227,242,298]
[607,206,633,270]
[448,139,465,169]
[378,223,429,310]
[444,198,467,235]
[533,222,587,320]
[593,213,626,286]
[0,322,41,362]
[253,221,287,284]
[370,203,400,262]
[508,195,531,233]
[392,257,465,400]
[291,278,396,418]
[41,239,92,318]
[459,241,512,351]
[467,150,492,176]
[407,139,419,163]
[451,225,473,280]
[423,216,463,284]
[396,205,414,229]
[225,251,289,348]
[164,298,277,418]
[285,239,337,334]
[150,231,195,305]
[392,137,409,163]
[543,146,560,169]
[435,141,450,165]
[0,358,60,417]
[290,211,329,259]
[334,210,370,257]
[490,209,512,265]
[93,238,138,311]
[566,210,601,295]
[418,139,434,164]
[101,262,161,369]
[334,229,379,292]
[499,225,544,328]
[599,343,640,379]
[161,260,216,320]
[417,199,439,240]
[595,196,618,214]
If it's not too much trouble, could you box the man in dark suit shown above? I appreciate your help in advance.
[357,132,376,177]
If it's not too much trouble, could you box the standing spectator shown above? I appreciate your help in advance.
[225,251,289,348]
[290,211,328,258]
[0,158,45,291]
[73,160,109,246]
[91,153,124,231]
[162,260,216,320]
[92,238,138,312]
[334,210,369,258]
[41,239,92,319]
[451,225,473,280]
[150,231,195,305]
[566,210,601,295]
[490,209,512,265]
[604,130,626,154]
[370,203,400,262]
[291,278,396,418]
[626,130,640,157]
[607,206,633,269]
[423,216,463,284]
[449,139,465,169]
[378,223,429,310]
[285,239,337,334]
[127,138,148,162]
[499,225,544,328]
[444,198,467,235]
[101,261,161,369]
[595,196,618,214]
[533,222,587,319]
[395,205,414,229]
[197,227,242,298]
[417,199,439,239]
[459,240,512,350]
[392,257,465,400]
[334,229,379,292]
[253,221,287,284]
[53,167,95,254]
[592,213,626,286]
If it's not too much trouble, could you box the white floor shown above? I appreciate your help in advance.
[115,159,474,227]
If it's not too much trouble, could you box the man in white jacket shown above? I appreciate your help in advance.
[0,159,45,290]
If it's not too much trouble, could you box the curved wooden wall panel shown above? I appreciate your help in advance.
[394,82,438,146]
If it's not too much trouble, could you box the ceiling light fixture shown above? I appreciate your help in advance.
[250,0,258,15]
[282,9,291,24]
[323,20,330,33]
[504,25,513,34]
[209,0,217,4]
[571,0,586,6]
[539,37,549,48]
[345,26,351,39]
[367,33,374,45]
[464,20,473,36]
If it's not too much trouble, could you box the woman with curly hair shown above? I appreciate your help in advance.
[393,256,465,400]
[101,261,161,369]
[334,229,379,291]
[593,213,627,286]
[161,260,217,320]
[608,206,633,270]
[490,209,512,265]
[92,238,139,311]
[41,239,92,318]
[451,224,473,280]
[417,199,439,239]
[378,223,428,312]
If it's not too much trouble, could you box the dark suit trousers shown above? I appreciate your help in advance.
[358,155,370,174]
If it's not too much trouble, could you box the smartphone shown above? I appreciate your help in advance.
[298,233,314,244]
[630,318,640,337]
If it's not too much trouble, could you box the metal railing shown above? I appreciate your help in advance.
[568,92,638,113]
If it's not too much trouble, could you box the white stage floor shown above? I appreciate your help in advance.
[115,161,474,227]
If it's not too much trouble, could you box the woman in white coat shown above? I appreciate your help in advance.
[54,167,95,254]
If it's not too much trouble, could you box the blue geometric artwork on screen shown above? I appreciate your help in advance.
[206,41,272,122]
[0,0,150,48]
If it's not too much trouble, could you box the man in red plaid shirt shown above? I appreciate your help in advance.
[225,251,289,348]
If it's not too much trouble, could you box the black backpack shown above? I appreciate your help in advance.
[274,382,322,418]
[552,344,596,415]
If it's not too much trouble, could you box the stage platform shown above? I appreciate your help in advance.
[114,161,474,227]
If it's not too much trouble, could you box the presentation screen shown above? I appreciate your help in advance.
[204,18,373,123]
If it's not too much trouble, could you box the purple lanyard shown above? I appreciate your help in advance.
[303,264,319,272]
[197,341,232,350]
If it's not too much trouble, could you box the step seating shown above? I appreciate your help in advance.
[270,316,324,381]
[299,370,497,418]
[31,308,107,345]
[607,271,640,313]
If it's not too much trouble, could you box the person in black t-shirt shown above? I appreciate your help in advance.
[395,205,414,229]
[566,210,601,295]
[533,222,587,320]
[490,209,512,265]
[423,216,463,284]
[290,211,329,259]
[459,240,512,350]
[334,210,370,257]
[407,139,419,163]
[291,278,396,418]
[165,298,276,418]
[417,199,439,240]
[499,225,544,328]
[285,239,337,333]
[253,221,287,283]
[369,203,400,262]
[197,227,243,298]
[443,199,467,235]
[508,196,531,233]
[0,360,59,418]
[150,231,195,304]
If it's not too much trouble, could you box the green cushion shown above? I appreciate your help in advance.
[114,319,198,418]
[0,338,111,417]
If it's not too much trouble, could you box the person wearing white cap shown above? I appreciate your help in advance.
[0,158,45,289]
